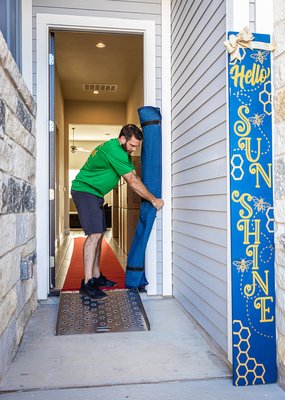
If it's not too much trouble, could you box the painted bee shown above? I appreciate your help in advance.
[233,259,253,273]
[250,50,269,64]
[248,113,265,127]
[252,196,271,213]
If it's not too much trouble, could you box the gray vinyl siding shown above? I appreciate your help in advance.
[32,0,163,294]
[171,0,228,352]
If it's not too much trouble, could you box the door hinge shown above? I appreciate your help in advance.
[49,53,55,66]
[49,256,55,269]
[49,189,55,200]
[49,120,54,133]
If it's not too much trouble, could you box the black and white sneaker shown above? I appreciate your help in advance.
[79,278,108,299]
[93,273,117,288]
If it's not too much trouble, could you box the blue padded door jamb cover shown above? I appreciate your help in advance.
[125,106,162,289]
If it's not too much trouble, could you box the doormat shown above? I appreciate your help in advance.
[56,289,150,335]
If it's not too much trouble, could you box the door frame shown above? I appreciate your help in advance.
[48,31,56,289]
[36,13,163,299]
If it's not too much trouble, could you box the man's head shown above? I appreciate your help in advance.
[118,124,143,154]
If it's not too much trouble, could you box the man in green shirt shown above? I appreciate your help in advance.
[71,124,164,299]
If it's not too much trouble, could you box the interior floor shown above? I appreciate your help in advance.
[55,229,127,289]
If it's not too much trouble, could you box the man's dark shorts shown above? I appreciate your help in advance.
[71,190,107,235]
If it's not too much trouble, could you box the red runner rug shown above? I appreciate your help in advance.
[62,237,125,291]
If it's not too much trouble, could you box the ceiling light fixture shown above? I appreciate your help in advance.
[96,42,106,48]
[93,90,99,94]
[70,127,77,153]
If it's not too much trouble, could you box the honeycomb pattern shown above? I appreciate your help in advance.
[231,154,244,180]
[233,320,266,386]
[266,207,274,233]
[259,81,272,115]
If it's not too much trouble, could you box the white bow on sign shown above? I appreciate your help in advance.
[224,26,275,62]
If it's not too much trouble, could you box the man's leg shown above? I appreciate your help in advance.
[92,234,117,287]
[83,232,103,283]
[71,191,108,298]
[92,234,104,279]
[82,233,116,290]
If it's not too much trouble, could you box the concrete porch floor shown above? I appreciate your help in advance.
[0,295,284,399]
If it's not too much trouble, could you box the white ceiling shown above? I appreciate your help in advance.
[54,31,143,102]
[69,124,122,141]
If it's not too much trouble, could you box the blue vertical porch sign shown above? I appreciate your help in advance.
[227,31,277,386]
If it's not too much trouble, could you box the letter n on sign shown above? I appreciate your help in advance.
[226,30,277,386]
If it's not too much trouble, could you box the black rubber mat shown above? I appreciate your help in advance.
[56,289,150,335]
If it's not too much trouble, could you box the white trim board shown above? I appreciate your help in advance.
[36,13,159,299]
[228,0,272,34]
[161,0,172,296]
[21,0,33,91]
[230,0,250,31]
[256,0,273,34]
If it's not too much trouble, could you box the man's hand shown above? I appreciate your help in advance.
[151,198,164,210]
[123,171,164,210]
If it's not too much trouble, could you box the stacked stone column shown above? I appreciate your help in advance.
[0,32,37,382]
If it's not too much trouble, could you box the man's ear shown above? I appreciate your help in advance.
[120,136,126,144]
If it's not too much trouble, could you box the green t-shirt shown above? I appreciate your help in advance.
[71,138,134,197]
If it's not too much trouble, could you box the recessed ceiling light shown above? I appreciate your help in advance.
[93,90,99,94]
[96,42,106,48]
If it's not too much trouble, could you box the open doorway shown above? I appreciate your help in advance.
[50,30,143,290]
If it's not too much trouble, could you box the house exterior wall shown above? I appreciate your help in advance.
[2,0,285,386]
[273,0,285,389]
[171,0,228,353]
[32,0,164,294]
[0,32,37,382]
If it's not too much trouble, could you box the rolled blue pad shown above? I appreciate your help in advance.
[125,106,162,289]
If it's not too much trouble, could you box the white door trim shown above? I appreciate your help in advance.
[36,13,157,299]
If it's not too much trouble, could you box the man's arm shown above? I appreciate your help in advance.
[123,170,164,210]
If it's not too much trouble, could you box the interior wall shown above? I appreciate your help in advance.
[54,67,65,243]
[65,101,126,125]
[126,63,143,126]
[69,140,103,170]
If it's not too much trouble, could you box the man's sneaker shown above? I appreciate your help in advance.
[79,278,108,299]
[92,273,117,287]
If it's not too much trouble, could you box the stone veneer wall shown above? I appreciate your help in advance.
[274,0,285,390]
[0,31,37,382]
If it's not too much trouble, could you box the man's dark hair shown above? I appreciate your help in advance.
[119,124,143,141]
